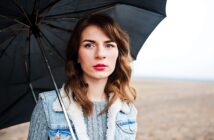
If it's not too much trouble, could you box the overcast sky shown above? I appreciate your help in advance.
[132,0,214,81]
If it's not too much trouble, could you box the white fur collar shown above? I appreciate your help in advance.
[52,88,130,140]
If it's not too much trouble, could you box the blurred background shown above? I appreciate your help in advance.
[1,0,214,140]
[132,0,214,139]
[133,0,214,82]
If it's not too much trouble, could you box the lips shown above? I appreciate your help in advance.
[93,64,107,67]
[93,64,107,71]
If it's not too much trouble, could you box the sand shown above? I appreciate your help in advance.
[0,79,214,140]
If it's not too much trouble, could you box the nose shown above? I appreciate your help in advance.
[95,46,106,59]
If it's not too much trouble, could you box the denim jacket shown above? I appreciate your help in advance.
[39,88,137,140]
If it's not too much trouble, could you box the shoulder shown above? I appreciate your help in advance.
[39,90,58,102]
[116,100,138,122]
[37,90,58,121]
[37,89,71,129]
[39,88,67,105]
[38,87,73,113]
[37,89,62,118]
[120,101,137,116]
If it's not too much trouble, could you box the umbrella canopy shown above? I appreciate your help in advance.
[0,0,167,129]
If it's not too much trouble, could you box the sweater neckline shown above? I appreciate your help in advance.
[93,100,108,105]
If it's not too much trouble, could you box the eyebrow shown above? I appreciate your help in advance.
[82,40,95,43]
[82,39,115,43]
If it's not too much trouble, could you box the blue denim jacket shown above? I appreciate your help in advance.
[39,88,137,140]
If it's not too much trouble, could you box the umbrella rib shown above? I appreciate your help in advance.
[0,23,28,33]
[0,15,30,28]
[37,0,61,25]
[32,0,40,24]
[0,24,26,46]
[0,32,18,58]
[11,0,32,26]
[43,4,116,19]
[39,0,61,15]
[43,16,79,21]
[39,30,65,61]
[41,21,72,33]
[24,31,38,103]
[43,3,165,20]
[38,0,62,23]
[24,31,31,83]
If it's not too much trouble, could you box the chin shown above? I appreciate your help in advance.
[84,71,114,81]
[94,75,109,80]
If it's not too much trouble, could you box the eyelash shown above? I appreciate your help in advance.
[84,43,94,48]
[83,43,116,48]
[106,44,115,48]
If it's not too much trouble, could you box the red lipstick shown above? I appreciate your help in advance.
[93,64,107,71]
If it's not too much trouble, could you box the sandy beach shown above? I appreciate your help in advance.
[1,79,214,140]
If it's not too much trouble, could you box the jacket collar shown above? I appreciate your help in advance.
[52,87,130,140]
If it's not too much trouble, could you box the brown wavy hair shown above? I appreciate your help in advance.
[64,13,136,116]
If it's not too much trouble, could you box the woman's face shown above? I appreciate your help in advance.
[78,25,119,82]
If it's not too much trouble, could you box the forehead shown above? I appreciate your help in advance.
[80,25,111,41]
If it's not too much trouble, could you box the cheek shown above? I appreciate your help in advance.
[110,51,119,66]
[78,54,89,72]
[78,50,90,64]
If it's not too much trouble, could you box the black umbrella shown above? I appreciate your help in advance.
[0,0,167,130]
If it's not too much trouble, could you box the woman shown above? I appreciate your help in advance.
[28,13,137,140]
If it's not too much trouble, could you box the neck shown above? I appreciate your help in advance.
[84,76,108,102]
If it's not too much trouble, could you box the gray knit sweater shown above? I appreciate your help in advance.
[28,99,107,140]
